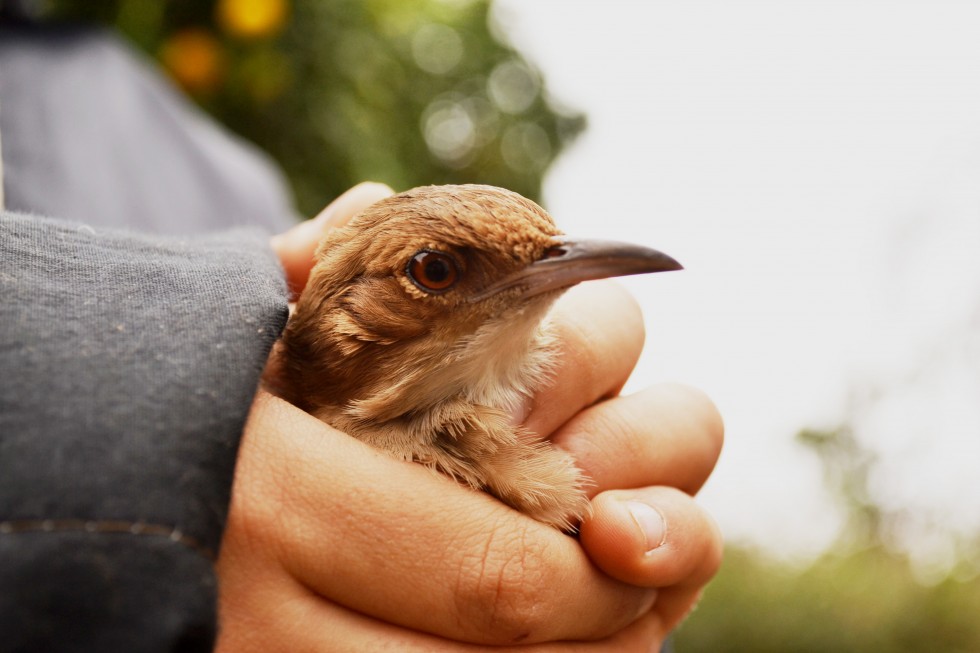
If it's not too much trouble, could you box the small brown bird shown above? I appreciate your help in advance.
[278,184,680,530]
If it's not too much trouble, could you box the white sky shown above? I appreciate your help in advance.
[492,0,980,566]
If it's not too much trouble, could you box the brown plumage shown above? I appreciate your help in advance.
[277,184,680,530]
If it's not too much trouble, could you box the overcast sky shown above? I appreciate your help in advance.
[492,0,980,572]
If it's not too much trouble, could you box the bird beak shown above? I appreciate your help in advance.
[471,237,682,302]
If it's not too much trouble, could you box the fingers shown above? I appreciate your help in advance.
[547,380,724,631]
[271,182,393,296]
[552,383,724,496]
[219,569,668,652]
[523,281,645,439]
[580,488,724,588]
[224,392,657,646]
[578,486,724,633]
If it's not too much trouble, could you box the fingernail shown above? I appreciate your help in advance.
[311,205,338,226]
[626,501,667,554]
[354,181,395,196]
[271,219,317,253]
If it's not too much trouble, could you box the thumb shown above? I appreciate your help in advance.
[579,486,724,632]
[271,182,394,297]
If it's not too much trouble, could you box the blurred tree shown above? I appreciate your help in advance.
[674,425,980,652]
[797,426,885,551]
[42,0,585,216]
[674,546,980,653]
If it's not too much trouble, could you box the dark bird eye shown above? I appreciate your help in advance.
[407,250,459,293]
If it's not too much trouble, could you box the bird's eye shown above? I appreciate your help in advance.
[407,250,459,293]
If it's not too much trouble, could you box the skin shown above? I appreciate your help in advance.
[216,183,724,651]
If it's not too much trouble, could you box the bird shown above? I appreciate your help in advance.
[276,184,681,530]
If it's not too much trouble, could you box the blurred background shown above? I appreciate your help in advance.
[35,0,980,649]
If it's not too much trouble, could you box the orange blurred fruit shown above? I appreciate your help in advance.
[217,0,289,39]
[159,28,226,94]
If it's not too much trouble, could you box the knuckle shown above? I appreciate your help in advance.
[555,282,646,384]
[671,383,725,461]
[665,487,725,586]
[587,279,646,342]
[593,405,645,461]
[558,317,601,391]
[698,510,725,582]
[454,520,555,644]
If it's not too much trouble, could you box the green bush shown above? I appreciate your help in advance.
[675,546,980,652]
[44,0,584,215]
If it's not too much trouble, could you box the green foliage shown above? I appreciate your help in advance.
[797,426,884,551]
[43,0,584,216]
[676,426,980,651]
[674,546,980,653]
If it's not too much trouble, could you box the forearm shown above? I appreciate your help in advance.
[0,212,288,652]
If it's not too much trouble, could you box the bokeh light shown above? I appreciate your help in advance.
[159,28,225,94]
[488,59,539,114]
[216,0,289,39]
[411,22,464,75]
[501,121,551,172]
[423,96,477,166]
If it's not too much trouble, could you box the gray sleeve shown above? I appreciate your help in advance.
[0,212,289,652]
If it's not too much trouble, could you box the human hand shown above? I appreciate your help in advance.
[270,182,397,298]
[215,185,723,651]
[528,282,724,636]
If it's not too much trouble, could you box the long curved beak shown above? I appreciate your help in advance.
[471,237,682,302]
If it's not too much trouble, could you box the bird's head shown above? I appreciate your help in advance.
[280,184,680,419]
